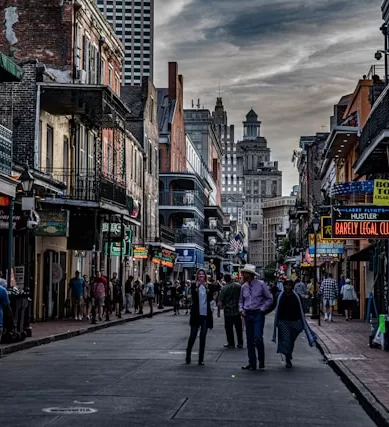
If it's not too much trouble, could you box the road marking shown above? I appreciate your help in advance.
[169,351,198,355]
[73,401,95,405]
[42,407,97,415]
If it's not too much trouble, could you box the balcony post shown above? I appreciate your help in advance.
[106,214,112,322]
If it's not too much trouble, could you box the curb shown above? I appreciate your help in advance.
[316,338,389,427]
[0,308,174,359]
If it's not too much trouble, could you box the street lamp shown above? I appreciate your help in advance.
[19,167,35,194]
[312,214,320,326]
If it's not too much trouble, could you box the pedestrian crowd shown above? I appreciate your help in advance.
[184,265,318,369]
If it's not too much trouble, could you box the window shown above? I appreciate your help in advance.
[46,125,54,171]
[149,97,154,122]
[108,65,113,87]
[63,136,69,171]
[38,120,42,168]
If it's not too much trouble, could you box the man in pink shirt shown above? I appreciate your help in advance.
[92,271,107,321]
[239,264,273,371]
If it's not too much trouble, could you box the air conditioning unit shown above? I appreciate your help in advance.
[76,69,87,84]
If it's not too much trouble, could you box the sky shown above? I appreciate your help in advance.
[154,0,384,195]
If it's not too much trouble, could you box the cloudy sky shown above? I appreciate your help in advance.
[154,0,384,194]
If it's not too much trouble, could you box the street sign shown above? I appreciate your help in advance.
[104,229,132,256]
[332,205,389,239]
[308,234,344,255]
[373,180,389,206]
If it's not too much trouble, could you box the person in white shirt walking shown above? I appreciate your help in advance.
[341,278,358,321]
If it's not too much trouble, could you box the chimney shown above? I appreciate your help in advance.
[168,62,178,101]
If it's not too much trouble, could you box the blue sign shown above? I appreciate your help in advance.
[176,248,196,264]
[330,181,374,196]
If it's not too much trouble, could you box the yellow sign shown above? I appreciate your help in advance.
[373,180,389,206]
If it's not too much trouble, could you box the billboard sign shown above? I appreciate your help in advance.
[332,205,389,239]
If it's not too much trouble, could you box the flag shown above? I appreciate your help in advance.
[230,233,243,255]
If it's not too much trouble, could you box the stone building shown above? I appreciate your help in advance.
[262,196,296,268]
[237,109,282,267]
[213,98,244,224]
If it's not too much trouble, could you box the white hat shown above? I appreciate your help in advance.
[240,264,260,277]
[345,278,351,283]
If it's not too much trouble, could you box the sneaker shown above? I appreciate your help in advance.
[241,365,256,371]
[86,315,90,320]
[285,359,293,368]
[224,344,235,348]
[258,362,265,370]
[237,344,244,349]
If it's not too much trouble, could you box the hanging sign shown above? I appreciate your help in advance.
[332,206,389,239]
[373,180,389,206]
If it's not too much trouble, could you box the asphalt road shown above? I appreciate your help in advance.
[0,311,375,427]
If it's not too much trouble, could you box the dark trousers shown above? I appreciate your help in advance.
[245,311,265,367]
[186,315,208,362]
[225,315,243,347]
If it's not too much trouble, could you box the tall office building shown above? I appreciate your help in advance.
[212,98,244,224]
[96,0,154,85]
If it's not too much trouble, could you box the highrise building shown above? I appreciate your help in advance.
[96,0,154,85]
[237,109,282,267]
[213,98,244,224]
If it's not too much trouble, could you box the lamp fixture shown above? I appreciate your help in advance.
[19,166,35,193]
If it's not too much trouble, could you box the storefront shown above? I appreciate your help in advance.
[150,244,176,282]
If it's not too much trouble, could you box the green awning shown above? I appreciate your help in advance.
[0,52,24,82]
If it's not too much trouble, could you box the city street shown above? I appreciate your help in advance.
[0,312,375,427]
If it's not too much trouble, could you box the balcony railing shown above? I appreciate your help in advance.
[159,190,204,211]
[42,168,127,207]
[173,227,204,246]
[204,219,224,235]
[359,86,389,155]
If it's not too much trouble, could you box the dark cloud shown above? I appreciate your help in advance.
[154,0,384,192]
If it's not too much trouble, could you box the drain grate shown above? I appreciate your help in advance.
[42,407,97,415]
[327,354,367,361]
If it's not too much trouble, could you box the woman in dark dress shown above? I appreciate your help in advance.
[272,280,317,368]
[186,269,214,366]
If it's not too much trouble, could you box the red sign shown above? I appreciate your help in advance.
[333,221,389,239]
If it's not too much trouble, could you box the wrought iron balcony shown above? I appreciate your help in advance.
[203,219,224,235]
[42,168,127,207]
[159,190,204,212]
[173,227,204,246]
[357,86,389,174]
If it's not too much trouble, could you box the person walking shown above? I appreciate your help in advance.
[92,271,107,321]
[186,269,214,366]
[124,275,133,314]
[320,273,338,322]
[112,272,123,318]
[68,271,85,320]
[218,273,243,349]
[134,279,143,314]
[144,275,155,317]
[83,274,91,320]
[239,264,273,371]
[341,278,359,321]
[0,284,12,343]
[171,280,181,315]
[272,280,317,368]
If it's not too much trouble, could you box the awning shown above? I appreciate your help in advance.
[349,244,374,262]
[0,53,24,82]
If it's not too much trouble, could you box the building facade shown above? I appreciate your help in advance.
[158,62,186,173]
[236,110,282,267]
[96,0,154,85]
[262,196,296,268]
[0,0,147,320]
[213,98,243,223]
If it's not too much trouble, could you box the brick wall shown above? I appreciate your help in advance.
[0,0,73,69]
[0,61,37,166]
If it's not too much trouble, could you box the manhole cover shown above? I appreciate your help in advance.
[327,354,367,361]
[42,407,97,415]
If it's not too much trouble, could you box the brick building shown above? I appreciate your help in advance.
[0,0,142,320]
[158,62,186,173]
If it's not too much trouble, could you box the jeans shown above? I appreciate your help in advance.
[225,315,243,347]
[245,310,265,367]
[186,315,208,362]
[125,293,133,312]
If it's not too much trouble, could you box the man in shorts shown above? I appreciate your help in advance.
[69,271,85,320]
[320,273,338,322]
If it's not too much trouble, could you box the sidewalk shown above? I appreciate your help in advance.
[309,316,389,427]
[0,305,173,358]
